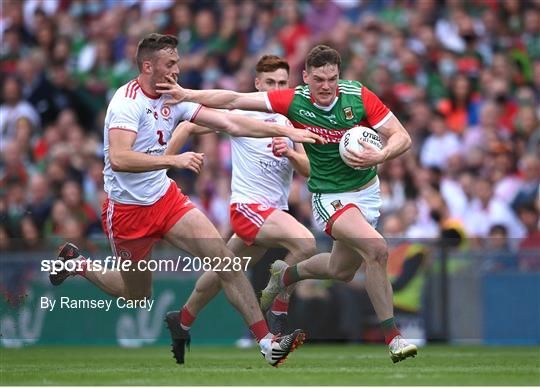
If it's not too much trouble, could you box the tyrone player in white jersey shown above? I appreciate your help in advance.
[163,56,315,360]
[48,34,324,367]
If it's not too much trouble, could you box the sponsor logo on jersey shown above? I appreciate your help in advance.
[153,111,158,120]
[161,106,171,119]
[264,118,277,123]
[331,200,344,211]
[299,109,316,119]
[302,125,348,143]
[344,107,354,120]
[323,114,338,124]
[146,108,153,115]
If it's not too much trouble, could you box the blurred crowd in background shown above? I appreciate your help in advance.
[1,0,539,273]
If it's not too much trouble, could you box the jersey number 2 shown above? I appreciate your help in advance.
[156,130,167,145]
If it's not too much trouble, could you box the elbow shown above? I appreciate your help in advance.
[109,154,124,172]
[225,122,241,137]
[403,133,412,152]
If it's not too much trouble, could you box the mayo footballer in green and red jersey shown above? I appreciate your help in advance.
[265,80,391,193]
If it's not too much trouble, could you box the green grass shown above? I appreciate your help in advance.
[1,344,539,385]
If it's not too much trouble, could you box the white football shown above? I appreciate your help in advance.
[339,126,383,169]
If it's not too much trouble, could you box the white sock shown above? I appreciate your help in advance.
[259,334,273,353]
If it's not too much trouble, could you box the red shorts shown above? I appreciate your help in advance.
[230,203,276,245]
[101,182,195,262]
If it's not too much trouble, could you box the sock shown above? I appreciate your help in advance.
[282,265,301,286]
[249,319,270,342]
[180,306,196,331]
[271,298,289,315]
[381,317,401,345]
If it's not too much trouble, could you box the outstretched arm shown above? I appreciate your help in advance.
[156,76,269,111]
[192,107,324,144]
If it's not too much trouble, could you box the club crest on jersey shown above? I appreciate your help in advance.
[161,106,171,119]
[118,249,132,260]
[331,200,344,211]
[343,107,354,120]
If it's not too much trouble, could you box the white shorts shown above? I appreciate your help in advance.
[311,178,381,237]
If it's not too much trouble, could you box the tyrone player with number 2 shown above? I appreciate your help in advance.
[48,33,324,367]
[157,45,417,363]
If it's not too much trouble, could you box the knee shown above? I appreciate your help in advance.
[290,238,317,261]
[216,269,240,283]
[365,240,388,266]
[194,272,220,294]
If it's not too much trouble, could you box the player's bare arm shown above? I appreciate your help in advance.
[343,115,411,169]
[272,138,310,177]
[109,128,204,174]
[192,106,325,144]
[156,75,268,111]
[166,122,215,156]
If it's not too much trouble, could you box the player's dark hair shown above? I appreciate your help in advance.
[256,55,289,74]
[305,45,341,71]
[136,33,178,71]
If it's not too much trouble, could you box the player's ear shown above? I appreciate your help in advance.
[302,69,309,84]
[141,60,152,75]
[254,77,261,91]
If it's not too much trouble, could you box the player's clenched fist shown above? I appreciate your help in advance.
[271,137,291,157]
[171,152,204,173]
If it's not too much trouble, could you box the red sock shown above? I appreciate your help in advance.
[180,306,196,330]
[249,320,270,342]
[282,265,300,286]
[271,298,289,315]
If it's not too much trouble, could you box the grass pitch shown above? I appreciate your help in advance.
[1,344,539,385]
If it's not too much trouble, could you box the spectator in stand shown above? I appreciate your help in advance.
[0,76,40,144]
[436,73,480,134]
[463,177,525,241]
[419,112,460,169]
[517,204,540,271]
[481,224,519,272]
[59,180,100,236]
[463,100,509,156]
[26,173,52,232]
[276,1,310,84]
[511,154,540,211]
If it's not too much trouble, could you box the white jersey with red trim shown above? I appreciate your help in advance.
[103,79,202,205]
[228,110,294,210]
